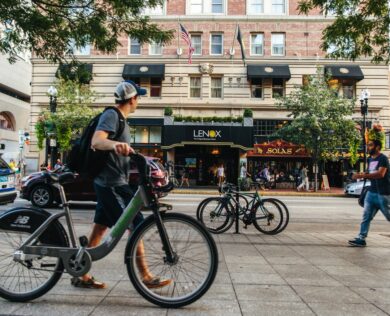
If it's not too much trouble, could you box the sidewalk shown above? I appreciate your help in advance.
[172,187,346,197]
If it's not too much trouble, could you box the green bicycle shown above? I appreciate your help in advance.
[197,183,287,235]
[0,154,218,308]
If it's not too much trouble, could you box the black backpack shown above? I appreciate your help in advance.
[67,107,125,178]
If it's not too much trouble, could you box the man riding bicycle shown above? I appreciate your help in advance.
[71,81,171,289]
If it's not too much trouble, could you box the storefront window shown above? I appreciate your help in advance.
[211,77,223,98]
[135,126,149,143]
[272,78,285,98]
[149,126,162,143]
[328,78,356,99]
[130,126,162,144]
[190,76,202,98]
[251,78,263,98]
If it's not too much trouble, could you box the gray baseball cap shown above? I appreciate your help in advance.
[114,80,147,103]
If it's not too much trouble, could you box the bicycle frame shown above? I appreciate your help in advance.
[16,181,175,266]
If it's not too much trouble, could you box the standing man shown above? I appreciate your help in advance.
[349,139,390,247]
[297,165,309,192]
[71,81,171,289]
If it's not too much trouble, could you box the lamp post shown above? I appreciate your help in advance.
[47,85,58,169]
[359,89,370,171]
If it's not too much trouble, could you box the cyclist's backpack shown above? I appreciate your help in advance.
[67,107,125,178]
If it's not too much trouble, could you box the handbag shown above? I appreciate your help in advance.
[358,179,368,207]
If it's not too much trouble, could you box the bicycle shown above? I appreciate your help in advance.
[197,183,286,235]
[0,154,218,308]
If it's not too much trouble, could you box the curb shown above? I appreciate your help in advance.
[171,189,347,197]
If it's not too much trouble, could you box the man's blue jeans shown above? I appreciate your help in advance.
[359,191,390,239]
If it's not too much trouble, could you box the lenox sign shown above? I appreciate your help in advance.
[193,129,222,140]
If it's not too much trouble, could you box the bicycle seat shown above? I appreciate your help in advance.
[43,172,76,185]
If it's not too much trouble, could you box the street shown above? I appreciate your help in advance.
[1,194,390,316]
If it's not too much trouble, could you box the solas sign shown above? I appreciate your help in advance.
[193,129,222,140]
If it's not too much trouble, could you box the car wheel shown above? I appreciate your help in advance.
[30,185,54,208]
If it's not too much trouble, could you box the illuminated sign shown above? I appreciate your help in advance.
[193,129,222,140]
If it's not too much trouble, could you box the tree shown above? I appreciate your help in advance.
[35,78,99,152]
[298,0,390,64]
[0,0,174,63]
[274,68,361,191]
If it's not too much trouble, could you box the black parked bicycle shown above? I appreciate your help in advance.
[196,183,289,235]
[0,154,218,308]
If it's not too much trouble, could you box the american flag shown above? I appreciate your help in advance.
[180,23,195,64]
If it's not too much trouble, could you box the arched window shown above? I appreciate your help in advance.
[0,112,15,131]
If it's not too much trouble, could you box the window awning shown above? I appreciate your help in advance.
[55,63,93,84]
[122,64,165,80]
[247,64,291,80]
[325,65,364,81]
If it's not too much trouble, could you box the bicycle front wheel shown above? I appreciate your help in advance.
[125,212,218,308]
[252,200,283,235]
[199,197,234,234]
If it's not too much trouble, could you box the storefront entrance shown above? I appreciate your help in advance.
[175,146,239,186]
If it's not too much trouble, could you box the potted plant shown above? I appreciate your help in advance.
[243,108,253,126]
[164,107,174,125]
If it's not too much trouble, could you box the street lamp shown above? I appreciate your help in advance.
[47,86,58,169]
[359,89,370,171]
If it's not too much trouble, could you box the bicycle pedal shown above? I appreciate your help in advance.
[79,235,88,247]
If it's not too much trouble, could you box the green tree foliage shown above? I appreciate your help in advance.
[274,68,361,165]
[0,0,174,63]
[35,79,99,151]
[298,0,390,63]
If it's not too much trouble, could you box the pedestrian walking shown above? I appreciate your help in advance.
[349,125,390,247]
[217,164,225,186]
[180,168,190,187]
[297,165,309,191]
[54,159,62,170]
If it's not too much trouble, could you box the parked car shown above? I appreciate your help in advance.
[345,180,371,197]
[20,157,168,208]
[0,157,17,205]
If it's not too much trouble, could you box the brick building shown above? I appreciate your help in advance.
[29,0,389,187]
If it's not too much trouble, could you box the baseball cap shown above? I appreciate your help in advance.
[114,80,147,103]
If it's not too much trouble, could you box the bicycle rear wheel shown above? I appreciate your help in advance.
[0,208,68,302]
[125,212,218,308]
[198,197,234,234]
[252,200,283,235]
[263,198,290,234]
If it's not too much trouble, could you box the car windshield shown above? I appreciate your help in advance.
[0,158,11,174]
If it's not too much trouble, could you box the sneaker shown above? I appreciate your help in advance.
[348,238,366,247]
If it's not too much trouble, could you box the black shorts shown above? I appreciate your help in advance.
[93,183,144,229]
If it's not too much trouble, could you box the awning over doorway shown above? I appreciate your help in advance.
[122,64,165,80]
[325,65,364,81]
[247,64,291,80]
[162,124,253,151]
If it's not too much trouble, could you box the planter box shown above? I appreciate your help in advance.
[243,117,253,127]
[164,116,174,125]
[172,121,243,126]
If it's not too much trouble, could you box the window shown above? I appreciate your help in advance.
[328,78,355,99]
[212,0,223,13]
[191,34,202,55]
[190,0,203,13]
[272,78,285,98]
[250,79,263,98]
[190,76,202,98]
[272,0,285,14]
[271,33,285,56]
[131,126,162,144]
[68,40,90,55]
[129,38,141,55]
[251,34,264,55]
[210,34,223,55]
[150,78,162,97]
[143,2,165,15]
[249,0,264,14]
[254,120,289,136]
[149,41,162,55]
[211,77,223,98]
[0,112,14,131]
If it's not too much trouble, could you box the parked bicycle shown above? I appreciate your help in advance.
[0,154,218,308]
[197,182,289,235]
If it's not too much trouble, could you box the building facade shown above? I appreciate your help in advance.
[29,0,389,186]
[0,53,32,170]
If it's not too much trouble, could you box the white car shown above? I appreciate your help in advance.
[345,180,371,196]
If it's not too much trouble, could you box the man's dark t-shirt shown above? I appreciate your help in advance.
[368,154,390,195]
[94,109,130,187]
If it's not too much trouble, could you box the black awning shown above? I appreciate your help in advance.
[122,64,165,80]
[55,63,93,84]
[127,118,164,126]
[247,64,291,80]
[325,65,364,81]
